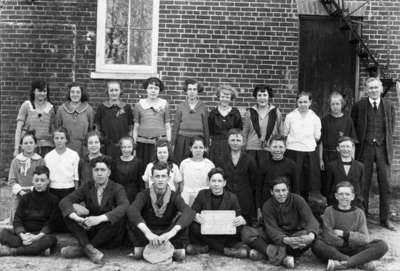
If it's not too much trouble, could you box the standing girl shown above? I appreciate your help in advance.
[172,79,209,164]
[111,136,144,203]
[180,136,215,206]
[8,131,45,221]
[208,84,243,162]
[14,80,55,157]
[78,131,102,186]
[320,91,357,169]
[133,77,171,165]
[283,92,322,198]
[142,139,182,192]
[55,82,94,157]
[44,127,80,232]
[95,80,134,160]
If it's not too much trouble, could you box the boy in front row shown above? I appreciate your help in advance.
[312,181,388,271]
[0,166,58,256]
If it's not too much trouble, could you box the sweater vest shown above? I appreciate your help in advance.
[365,101,385,145]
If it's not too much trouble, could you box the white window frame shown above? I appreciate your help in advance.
[91,0,159,79]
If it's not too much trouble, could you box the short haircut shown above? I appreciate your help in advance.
[20,130,37,144]
[66,82,88,102]
[253,84,274,98]
[33,165,50,178]
[335,181,354,193]
[53,127,70,143]
[183,79,204,93]
[270,176,290,191]
[30,80,51,106]
[296,91,312,101]
[215,84,238,100]
[337,136,355,146]
[227,128,243,139]
[105,80,123,95]
[143,77,164,92]
[208,167,225,180]
[90,155,112,169]
[119,136,136,150]
[151,160,171,175]
[269,134,286,145]
[365,77,382,87]
[328,91,345,107]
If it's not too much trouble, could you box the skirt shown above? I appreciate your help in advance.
[208,137,229,164]
[173,135,193,165]
[136,142,156,166]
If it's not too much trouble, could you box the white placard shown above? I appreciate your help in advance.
[200,210,236,235]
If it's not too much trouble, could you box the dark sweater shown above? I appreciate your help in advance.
[13,189,59,235]
[127,189,195,231]
[191,189,241,216]
[262,193,319,246]
[260,154,297,204]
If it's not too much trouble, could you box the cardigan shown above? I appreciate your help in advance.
[59,180,129,224]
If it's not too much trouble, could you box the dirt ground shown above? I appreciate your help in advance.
[0,185,399,270]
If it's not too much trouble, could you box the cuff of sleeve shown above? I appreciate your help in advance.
[15,226,26,235]
[12,184,22,195]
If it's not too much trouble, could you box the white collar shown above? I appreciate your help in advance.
[16,153,42,161]
[139,98,167,110]
[368,97,381,108]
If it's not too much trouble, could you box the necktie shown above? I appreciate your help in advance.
[373,101,378,111]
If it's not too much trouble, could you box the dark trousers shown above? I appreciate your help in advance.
[241,226,310,258]
[286,149,321,198]
[312,239,388,267]
[189,222,241,253]
[64,217,125,248]
[0,228,57,256]
[360,144,391,221]
[49,187,75,233]
[129,226,188,249]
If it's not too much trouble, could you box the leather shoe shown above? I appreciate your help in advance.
[380,220,396,231]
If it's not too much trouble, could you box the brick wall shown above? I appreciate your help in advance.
[0,0,399,184]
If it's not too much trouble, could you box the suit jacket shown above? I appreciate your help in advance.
[191,189,241,216]
[351,97,395,164]
[326,159,364,208]
[59,180,129,224]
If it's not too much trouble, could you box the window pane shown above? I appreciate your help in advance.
[130,0,153,29]
[105,0,129,64]
[129,30,152,65]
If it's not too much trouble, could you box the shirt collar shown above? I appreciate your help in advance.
[103,100,125,109]
[62,102,89,114]
[16,153,42,161]
[139,98,167,110]
[368,97,381,108]
[95,179,109,190]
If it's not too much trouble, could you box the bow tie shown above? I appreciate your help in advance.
[342,161,352,166]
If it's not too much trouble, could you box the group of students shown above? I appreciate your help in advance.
[1,76,394,269]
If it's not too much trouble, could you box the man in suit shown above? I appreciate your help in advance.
[325,136,364,209]
[59,155,129,264]
[351,77,396,231]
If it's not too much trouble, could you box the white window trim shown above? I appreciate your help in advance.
[91,0,160,79]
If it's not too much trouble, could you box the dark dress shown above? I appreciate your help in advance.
[321,114,357,164]
[111,157,145,203]
[94,102,134,160]
[259,153,297,205]
[215,152,260,223]
[325,159,364,209]
[208,107,243,162]
[190,189,242,252]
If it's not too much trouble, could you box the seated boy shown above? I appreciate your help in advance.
[127,161,195,262]
[0,166,57,256]
[187,167,247,258]
[325,136,364,209]
[312,181,388,271]
[242,177,319,269]
[59,155,129,264]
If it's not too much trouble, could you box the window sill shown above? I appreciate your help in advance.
[90,72,159,80]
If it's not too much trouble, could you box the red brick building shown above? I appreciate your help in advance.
[1,0,399,184]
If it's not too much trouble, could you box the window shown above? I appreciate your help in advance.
[91,0,159,79]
